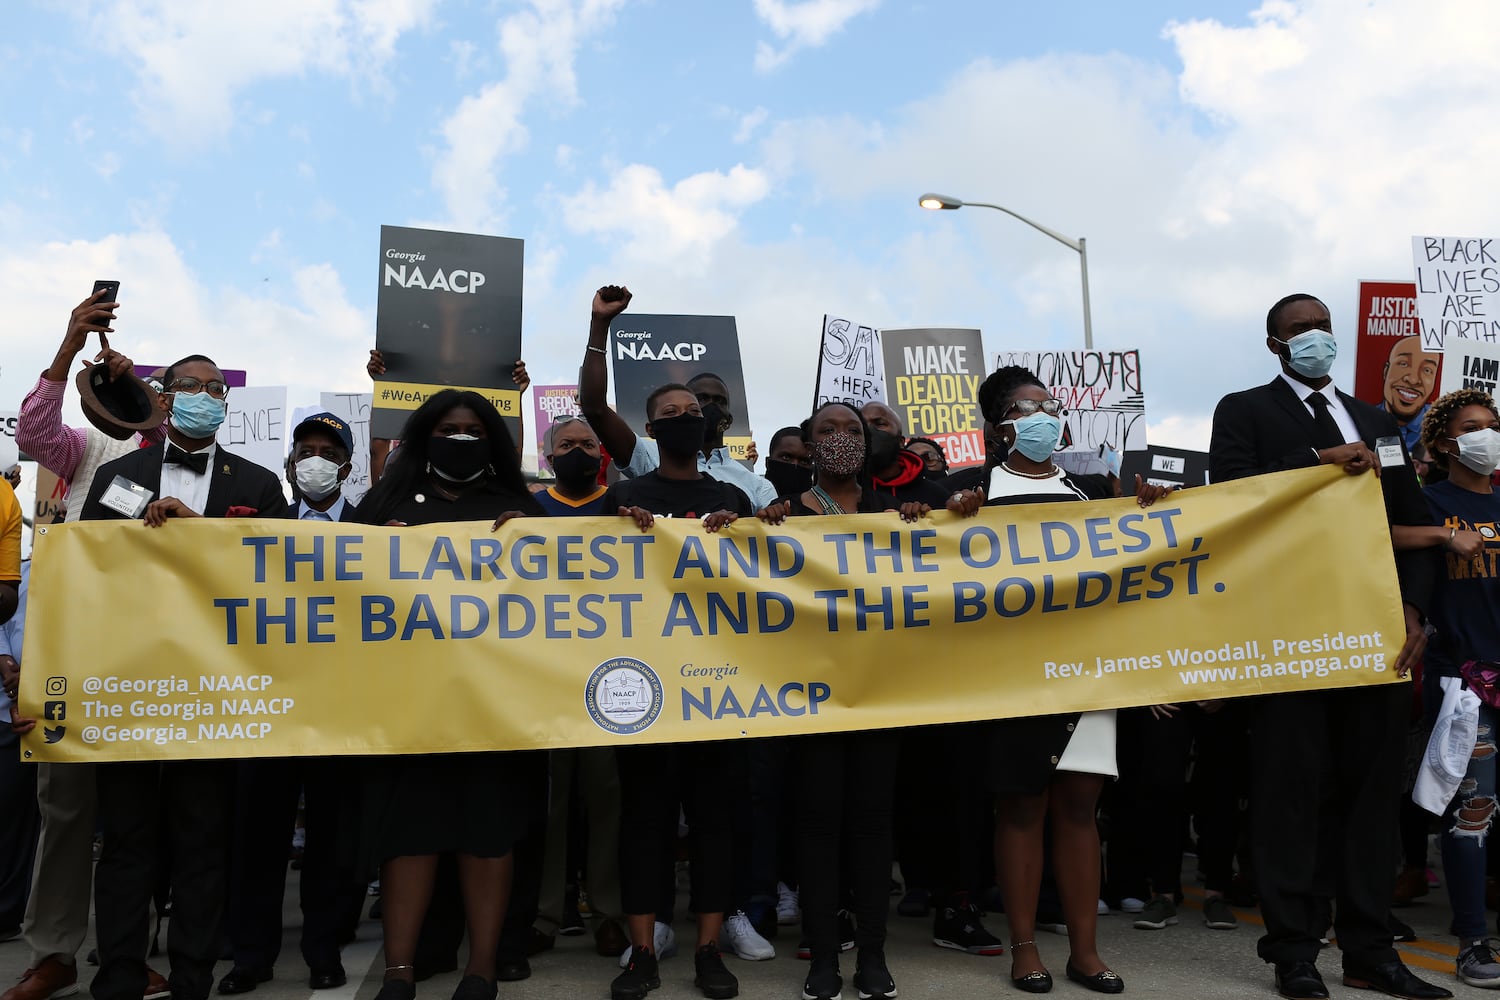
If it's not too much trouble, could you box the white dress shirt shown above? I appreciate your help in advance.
[1279,373,1360,446]
[159,441,218,516]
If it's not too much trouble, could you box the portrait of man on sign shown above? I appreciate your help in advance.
[1379,334,1440,451]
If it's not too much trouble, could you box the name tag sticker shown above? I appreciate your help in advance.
[1375,436,1405,469]
[100,476,154,518]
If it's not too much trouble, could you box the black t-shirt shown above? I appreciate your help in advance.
[1424,478,1500,676]
[602,470,755,520]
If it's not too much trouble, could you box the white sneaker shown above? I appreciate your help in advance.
[776,882,801,925]
[1118,897,1146,914]
[1097,898,1110,916]
[722,911,776,961]
[618,921,679,967]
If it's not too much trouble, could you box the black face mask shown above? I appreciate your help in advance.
[700,402,733,439]
[764,458,813,497]
[427,434,490,483]
[651,413,707,458]
[551,448,601,488]
[867,428,903,470]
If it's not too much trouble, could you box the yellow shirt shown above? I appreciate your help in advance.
[0,483,20,582]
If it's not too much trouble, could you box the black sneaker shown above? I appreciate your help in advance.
[693,943,739,1000]
[803,956,843,1000]
[932,904,1005,956]
[449,975,495,1000]
[853,950,896,1000]
[611,947,660,1000]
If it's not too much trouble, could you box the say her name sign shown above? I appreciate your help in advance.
[1411,236,1500,350]
[814,315,884,411]
[995,350,1146,453]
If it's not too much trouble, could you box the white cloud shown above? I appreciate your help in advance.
[733,106,770,143]
[430,0,628,231]
[752,0,880,71]
[86,0,437,142]
[0,231,371,435]
[743,0,1500,446]
[560,163,771,265]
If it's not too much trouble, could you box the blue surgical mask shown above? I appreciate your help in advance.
[170,391,227,439]
[1283,329,1337,379]
[1003,412,1063,463]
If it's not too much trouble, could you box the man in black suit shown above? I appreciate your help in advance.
[1209,294,1449,1000]
[218,412,364,995]
[81,355,287,1000]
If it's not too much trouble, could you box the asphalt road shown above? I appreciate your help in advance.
[1,872,1490,1000]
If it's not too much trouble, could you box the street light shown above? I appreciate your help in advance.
[918,192,1093,350]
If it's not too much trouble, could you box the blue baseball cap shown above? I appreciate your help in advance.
[292,411,355,456]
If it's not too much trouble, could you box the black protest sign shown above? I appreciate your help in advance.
[608,314,754,461]
[372,225,524,439]
[881,328,985,469]
[1120,445,1210,490]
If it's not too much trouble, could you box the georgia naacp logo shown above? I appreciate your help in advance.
[585,657,664,736]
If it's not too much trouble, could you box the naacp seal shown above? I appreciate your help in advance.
[585,657,663,736]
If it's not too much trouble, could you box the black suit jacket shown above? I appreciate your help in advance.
[80,442,290,522]
[285,497,362,522]
[1208,376,1435,611]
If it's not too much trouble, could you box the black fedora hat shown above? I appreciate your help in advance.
[76,364,166,440]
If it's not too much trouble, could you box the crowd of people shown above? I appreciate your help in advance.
[0,284,1494,1000]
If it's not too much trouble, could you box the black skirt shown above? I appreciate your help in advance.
[986,712,1083,797]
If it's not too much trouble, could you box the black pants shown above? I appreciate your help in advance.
[226,758,364,972]
[894,725,989,902]
[796,730,898,960]
[1250,686,1406,968]
[0,735,39,929]
[92,760,231,1000]
[617,743,734,917]
[1189,701,1251,893]
[1106,707,1192,901]
[733,739,795,908]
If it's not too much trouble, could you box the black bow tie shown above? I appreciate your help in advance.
[164,445,209,474]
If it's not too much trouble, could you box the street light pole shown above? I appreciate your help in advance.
[918,193,1093,350]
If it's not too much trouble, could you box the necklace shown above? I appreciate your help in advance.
[1000,462,1060,480]
[809,484,849,515]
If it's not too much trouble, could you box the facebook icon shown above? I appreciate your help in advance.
[43,701,66,721]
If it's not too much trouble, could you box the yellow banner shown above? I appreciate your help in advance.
[374,379,522,417]
[19,467,1404,762]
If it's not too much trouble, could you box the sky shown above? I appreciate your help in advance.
[2,0,1498,491]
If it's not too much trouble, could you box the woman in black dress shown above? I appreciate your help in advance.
[949,367,1173,995]
[357,390,541,1000]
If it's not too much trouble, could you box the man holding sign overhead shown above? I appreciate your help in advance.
[580,286,776,511]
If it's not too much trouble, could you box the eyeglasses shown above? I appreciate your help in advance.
[166,377,229,399]
[1007,398,1066,417]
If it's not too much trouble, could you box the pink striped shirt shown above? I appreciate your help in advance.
[17,373,164,483]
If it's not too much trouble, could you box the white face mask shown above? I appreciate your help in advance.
[1451,428,1500,475]
[294,456,344,501]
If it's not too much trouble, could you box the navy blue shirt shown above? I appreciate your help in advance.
[1424,478,1500,676]
[534,485,610,517]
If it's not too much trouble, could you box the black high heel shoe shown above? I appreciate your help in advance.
[1009,941,1053,994]
[1065,959,1124,994]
